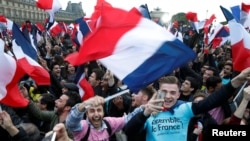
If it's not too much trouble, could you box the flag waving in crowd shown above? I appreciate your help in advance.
[1,1,250,141]
[221,5,250,71]
[10,20,51,85]
[186,12,200,33]
[74,64,94,101]
[0,39,28,107]
[66,6,196,93]
[36,0,62,29]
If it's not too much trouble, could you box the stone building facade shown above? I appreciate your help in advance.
[0,0,85,25]
[150,7,169,26]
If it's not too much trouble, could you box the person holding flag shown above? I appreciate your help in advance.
[65,94,145,141]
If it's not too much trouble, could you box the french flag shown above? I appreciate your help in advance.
[208,23,224,43]
[240,2,250,28]
[46,20,58,34]
[36,0,62,23]
[0,39,29,107]
[10,21,50,85]
[221,5,250,71]
[230,5,241,22]
[21,22,38,53]
[35,22,45,42]
[0,15,7,23]
[211,26,229,48]
[86,0,113,32]
[50,22,67,37]
[73,17,91,46]
[74,64,94,101]
[186,12,200,33]
[203,14,216,45]
[8,20,37,61]
[66,7,196,93]
[0,15,7,32]
[240,3,250,29]
[138,4,151,19]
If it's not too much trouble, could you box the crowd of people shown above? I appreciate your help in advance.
[0,16,250,141]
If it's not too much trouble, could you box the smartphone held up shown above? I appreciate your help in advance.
[154,90,165,107]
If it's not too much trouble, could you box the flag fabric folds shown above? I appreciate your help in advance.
[50,21,66,37]
[208,23,224,43]
[36,0,62,23]
[220,5,250,71]
[74,64,94,101]
[10,21,50,85]
[73,17,91,46]
[186,12,199,33]
[230,5,241,22]
[0,15,7,32]
[211,26,229,48]
[66,7,196,93]
[11,22,37,61]
[138,4,151,19]
[21,21,38,52]
[84,0,113,32]
[240,2,250,28]
[35,22,45,42]
[0,39,29,107]
[209,23,229,48]
[203,14,216,45]
[75,18,91,37]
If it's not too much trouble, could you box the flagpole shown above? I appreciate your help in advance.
[85,89,130,109]
[232,81,248,108]
[206,10,208,19]
[104,89,130,102]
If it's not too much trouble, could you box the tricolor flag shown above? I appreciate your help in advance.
[10,21,50,85]
[186,12,200,33]
[8,20,37,61]
[220,5,250,71]
[35,22,45,42]
[86,0,113,31]
[208,23,224,43]
[0,39,29,107]
[21,21,38,52]
[240,2,250,28]
[211,26,229,48]
[0,15,7,32]
[36,0,62,23]
[208,23,229,48]
[74,64,94,101]
[230,5,241,22]
[138,4,151,19]
[73,17,91,46]
[66,7,196,93]
[203,14,216,45]
[50,22,67,37]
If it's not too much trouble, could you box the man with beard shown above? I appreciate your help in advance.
[65,95,143,141]
[23,88,81,139]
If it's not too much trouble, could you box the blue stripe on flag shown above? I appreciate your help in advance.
[12,23,37,61]
[123,39,196,93]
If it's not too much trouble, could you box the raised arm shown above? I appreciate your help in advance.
[192,67,250,115]
[123,94,163,136]
[229,85,250,124]
[0,111,30,141]
[65,96,105,131]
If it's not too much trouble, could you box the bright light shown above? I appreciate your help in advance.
[161,13,170,24]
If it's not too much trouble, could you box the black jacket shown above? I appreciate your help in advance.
[123,82,236,140]
[187,113,217,141]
